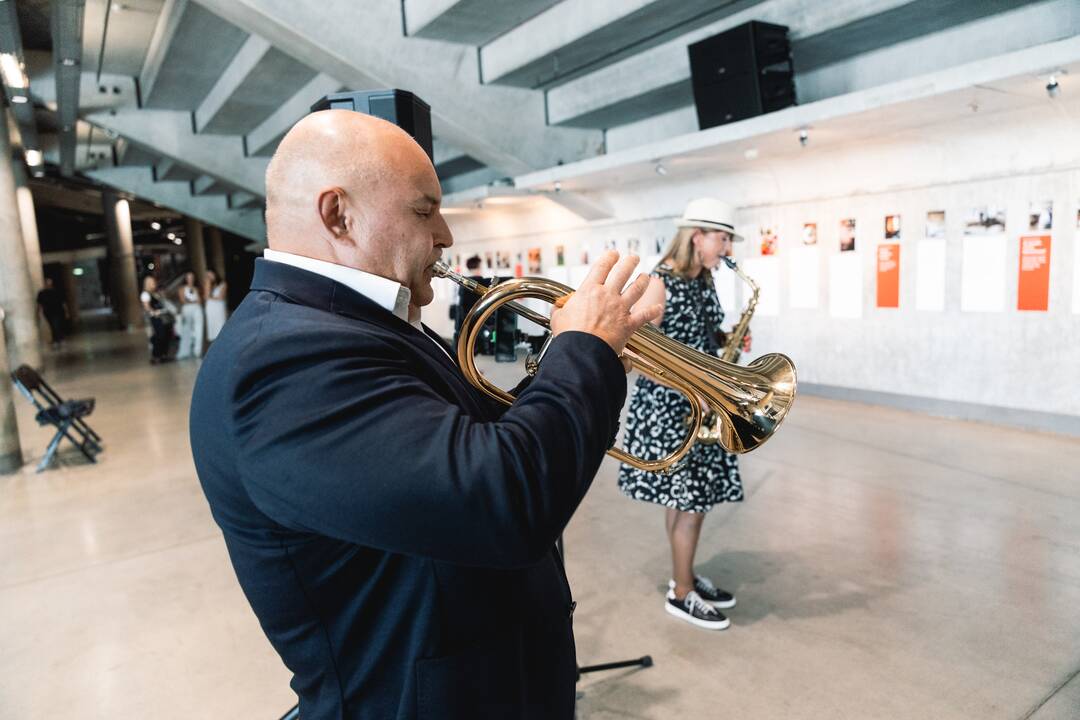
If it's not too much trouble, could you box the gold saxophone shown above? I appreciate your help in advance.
[697,257,759,445]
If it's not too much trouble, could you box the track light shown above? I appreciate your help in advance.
[654,162,668,176]
[798,128,809,147]
[1047,75,1060,98]
[151,221,161,230]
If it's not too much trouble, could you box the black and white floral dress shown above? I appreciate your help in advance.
[617,265,743,513]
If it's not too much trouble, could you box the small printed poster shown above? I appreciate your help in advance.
[741,256,779,316]
[555,245,565,266]
[925,210,946,239]
[829,252,862,318]
[514,252,523,278]
[1028,201,1052,231]
[915,240,946,312]
[961,234,1007,312]
[1017,235,1051,311]
[580,248,589,265]
[760,226,778,256]
[839,218,856,252]
[802,223,817,245]
[963,206,1005,236]
[876,243,900,308]
[885,214,901,241]
[628,237,641,254]
[484,251,493,269]
[495,250,511,270]
[527,248,542,274]
[788,245,819,309]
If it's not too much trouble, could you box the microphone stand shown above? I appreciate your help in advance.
[558,535,654,682]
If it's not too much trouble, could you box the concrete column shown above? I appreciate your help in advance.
[0,117,43,370]
[0,310,23,473]
[184,217,208,285]
[12,163,44,294]
[102,189,144,330]
[206,225,226,279]
[59,263,80,329]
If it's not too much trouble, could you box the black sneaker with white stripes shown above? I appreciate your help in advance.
[668,575,736,609]
[665,590,731,630]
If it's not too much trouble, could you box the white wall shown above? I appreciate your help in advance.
[434,99,1080,418]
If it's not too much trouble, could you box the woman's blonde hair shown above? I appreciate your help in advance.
[658,227,701,277]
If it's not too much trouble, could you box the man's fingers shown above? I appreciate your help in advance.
[581,250,619,288]
[628,303,663,329]
[621,273,651,309]
[604,253,640,290]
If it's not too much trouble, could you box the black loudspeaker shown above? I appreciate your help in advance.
[310,89,434,162]
[493,305,517,363]
[688,21,795,130]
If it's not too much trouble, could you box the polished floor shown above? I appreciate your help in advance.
[1,327,1078,719]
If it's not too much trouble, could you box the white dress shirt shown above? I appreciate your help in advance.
[263,249,453,362]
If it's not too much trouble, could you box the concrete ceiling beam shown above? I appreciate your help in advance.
[84,107,267,195]
[243,72,342,157]
[85,166,266,242]
[192,175,232,195]
[480,0,740,89]
[139,0,189,106]
[404,0,562,46]
[195,34,272,133]
[228,192,260,209]
[192,0,602,174]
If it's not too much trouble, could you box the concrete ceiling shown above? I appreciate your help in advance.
[1,0,1074,245]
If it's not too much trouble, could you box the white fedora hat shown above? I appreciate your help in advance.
[674,198,743,242]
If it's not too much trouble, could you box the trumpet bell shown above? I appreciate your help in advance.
[434,261,797,472]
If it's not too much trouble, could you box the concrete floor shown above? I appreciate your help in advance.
[1,327,1079,719]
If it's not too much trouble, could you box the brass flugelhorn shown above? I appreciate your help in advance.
[434,260,797,472]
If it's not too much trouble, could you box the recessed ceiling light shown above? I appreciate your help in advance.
[11,95,27,104]
[25,149,42,166]
[654,162,668,176]
[151,221,161,230]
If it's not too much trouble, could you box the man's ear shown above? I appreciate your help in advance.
[317,188,351,241]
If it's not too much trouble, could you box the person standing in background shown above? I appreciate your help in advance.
[618,198,745,631]
[140,276,173,364]
[203,270,228,343]
[176,271,204,359]
[36,277,68,349]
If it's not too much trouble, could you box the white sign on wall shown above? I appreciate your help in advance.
[788,246,820,309]
[829,252,863,318]
[915,239,946,311]
[741,256,780,317]
[713,263,737,329]
[960,235,1007,312]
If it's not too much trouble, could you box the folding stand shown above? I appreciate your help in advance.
[558,536,654,682]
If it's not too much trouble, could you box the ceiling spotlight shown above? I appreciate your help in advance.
[150,221,161,230]
[166,232,176,240]
[744,147,759,160]
[173,238,182,245]
[25,149,42,166]
[72,267,85,276]
[654,162,668,176]
[553,181,561,193]
[798,128,809,147]
[11,94,27,104]
[1047,74,1060,98]
[148,262,155,270]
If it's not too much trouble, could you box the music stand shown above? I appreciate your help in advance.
[557,536,654,682]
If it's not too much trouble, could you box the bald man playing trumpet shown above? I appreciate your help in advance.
[189,110,660,720]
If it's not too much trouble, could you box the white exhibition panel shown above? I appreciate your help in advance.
[914,239,947,312]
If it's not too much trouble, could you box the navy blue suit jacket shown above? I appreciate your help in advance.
[189,260,626,719]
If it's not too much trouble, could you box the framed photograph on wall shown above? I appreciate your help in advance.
[839,218,856,252]
[962,206,1005,236]
[885,214,901,240]
[760,226,778,256]
[802,222,818,245]
[925,211,946,238]
[1028,201,1052,231]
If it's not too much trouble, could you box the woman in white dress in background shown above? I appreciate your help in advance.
[176,271,204,359]
[204,270,228,343]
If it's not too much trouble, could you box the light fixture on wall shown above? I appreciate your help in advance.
[797,127,809,147]
[654,162,668,176]
[150,221,161,230]
[553,181,561,193]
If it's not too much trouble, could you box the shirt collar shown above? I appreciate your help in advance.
[263,248,412,322]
